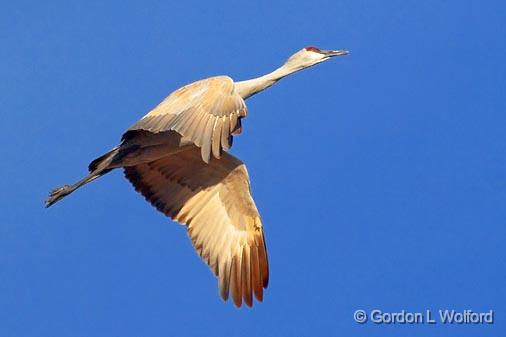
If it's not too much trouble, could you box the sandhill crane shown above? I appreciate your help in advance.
[46,46,349,307]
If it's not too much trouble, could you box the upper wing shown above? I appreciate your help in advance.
[123,76,247,163]
[124,149,268,307]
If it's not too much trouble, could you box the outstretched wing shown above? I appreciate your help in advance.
[124,149,268,307]
[123,76,247,163]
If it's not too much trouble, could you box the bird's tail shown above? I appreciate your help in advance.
[45,147,120,208]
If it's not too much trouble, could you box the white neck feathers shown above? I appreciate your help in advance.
[235,62,304,100]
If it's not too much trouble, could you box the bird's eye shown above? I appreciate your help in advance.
[304,46,321,53]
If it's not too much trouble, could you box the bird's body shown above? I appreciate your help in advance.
[46,46,349,307]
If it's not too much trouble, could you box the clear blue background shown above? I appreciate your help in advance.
[1,1,504,336]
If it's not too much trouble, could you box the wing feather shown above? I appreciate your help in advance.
[221,116,231,150]
[124,148,268,307]
[211,118,223,159]
[242,245,253,307]
[123,76,247,163]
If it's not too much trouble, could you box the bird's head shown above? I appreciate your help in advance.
[235,45,350,99]
[284,46,350,70]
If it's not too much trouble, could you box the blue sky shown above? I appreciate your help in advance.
[1,0,505,336]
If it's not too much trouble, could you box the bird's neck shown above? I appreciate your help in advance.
[235,62,304,100]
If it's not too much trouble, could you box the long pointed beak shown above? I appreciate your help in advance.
[323,50,350,57]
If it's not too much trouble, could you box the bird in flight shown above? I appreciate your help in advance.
[46,46,349,307]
